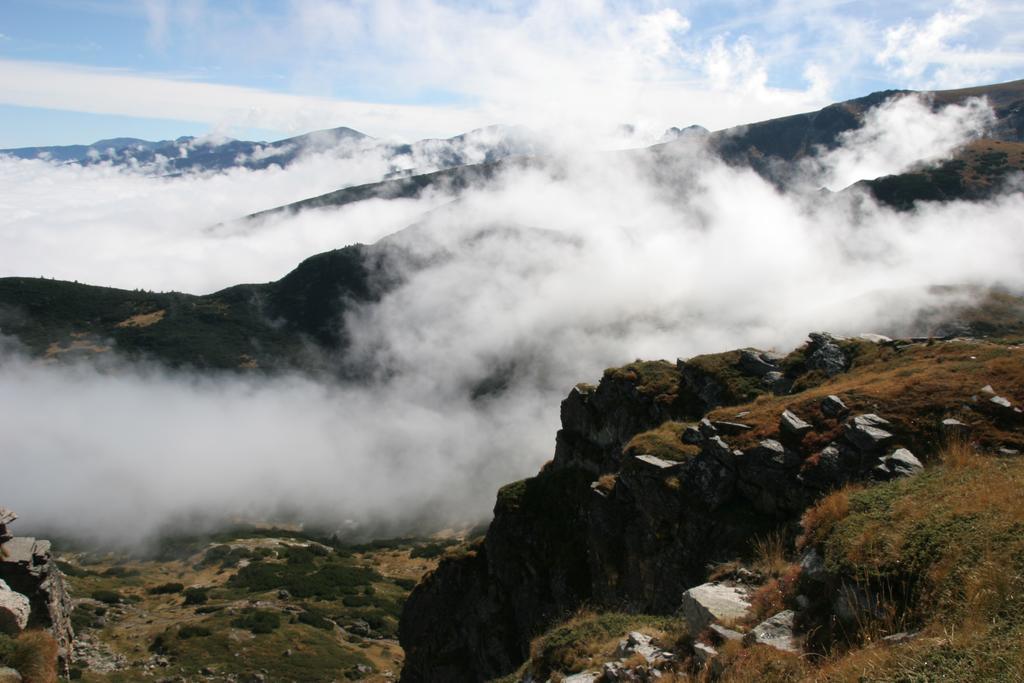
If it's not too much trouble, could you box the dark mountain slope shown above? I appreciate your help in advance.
[0,243,391,371]
[245,79,1024,220]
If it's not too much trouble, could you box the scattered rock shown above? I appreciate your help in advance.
[999,447,1021,456]
[614,631,673,664]
[680,582,752,633]
[346,619,372,636]
[0,668,22,683]
[712,421,752,435]
[941,418,967,432]
[980,385,996,397]
[0,579,30,635]
[820,395,848,418]
[743,610,798,653]
[844,414,894,452]
[806,333,848,377]
[874,448,923,480]
[780,410,812,437]
[562,671,600,683]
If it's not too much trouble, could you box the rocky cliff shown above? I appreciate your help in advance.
[0,508,74,677]
[399,329,1024,681]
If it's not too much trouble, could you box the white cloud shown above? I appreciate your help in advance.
[809,93,995,190]
[0,59,484,142]
[875,0,1024,88]
[3,97,1024,543]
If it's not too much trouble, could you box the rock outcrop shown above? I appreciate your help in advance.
[399,333,960,681]
[0,508,74,673]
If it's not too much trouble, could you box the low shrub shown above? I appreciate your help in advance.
[232,609,281,634]
[177,625,212,639]
[91,589,123,604]
[183,587,209,605]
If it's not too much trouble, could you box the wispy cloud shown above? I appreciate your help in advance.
[876,0,1024,88]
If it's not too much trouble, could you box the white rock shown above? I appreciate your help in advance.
[0,579,31,635]
[743,610,799,653]
[562,671,601,683]
[680,582,752,633]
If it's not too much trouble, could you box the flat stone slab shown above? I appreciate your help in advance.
[680,582,752,633]
[0,537,36,564]
[631,454,681,471]
[562,672,600,683]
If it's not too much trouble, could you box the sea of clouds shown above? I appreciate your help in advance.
[1,93,1022,545]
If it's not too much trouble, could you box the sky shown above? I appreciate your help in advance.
[1,0,1023,147]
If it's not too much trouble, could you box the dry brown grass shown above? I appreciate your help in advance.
[705,340,1024,455]
[797,487,855,551]
[939,434,979,469]
[9,631,58,683]
[715,641,808,682]
[751,529,790,578]
[115,309,166,328]
[594,473,618,494]
[624,421,700,462]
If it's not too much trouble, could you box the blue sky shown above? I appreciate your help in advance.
[1,0,1022,147]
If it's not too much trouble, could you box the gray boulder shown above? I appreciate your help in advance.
[807,333,848,377]
[680,582,752,633]
[746,439,801,469]
[780,410,812,437]
[844,414,893,452]
[874,448,923,480]
[743,610,799,653]
[0,579,30,635]
[820,395,848,418]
